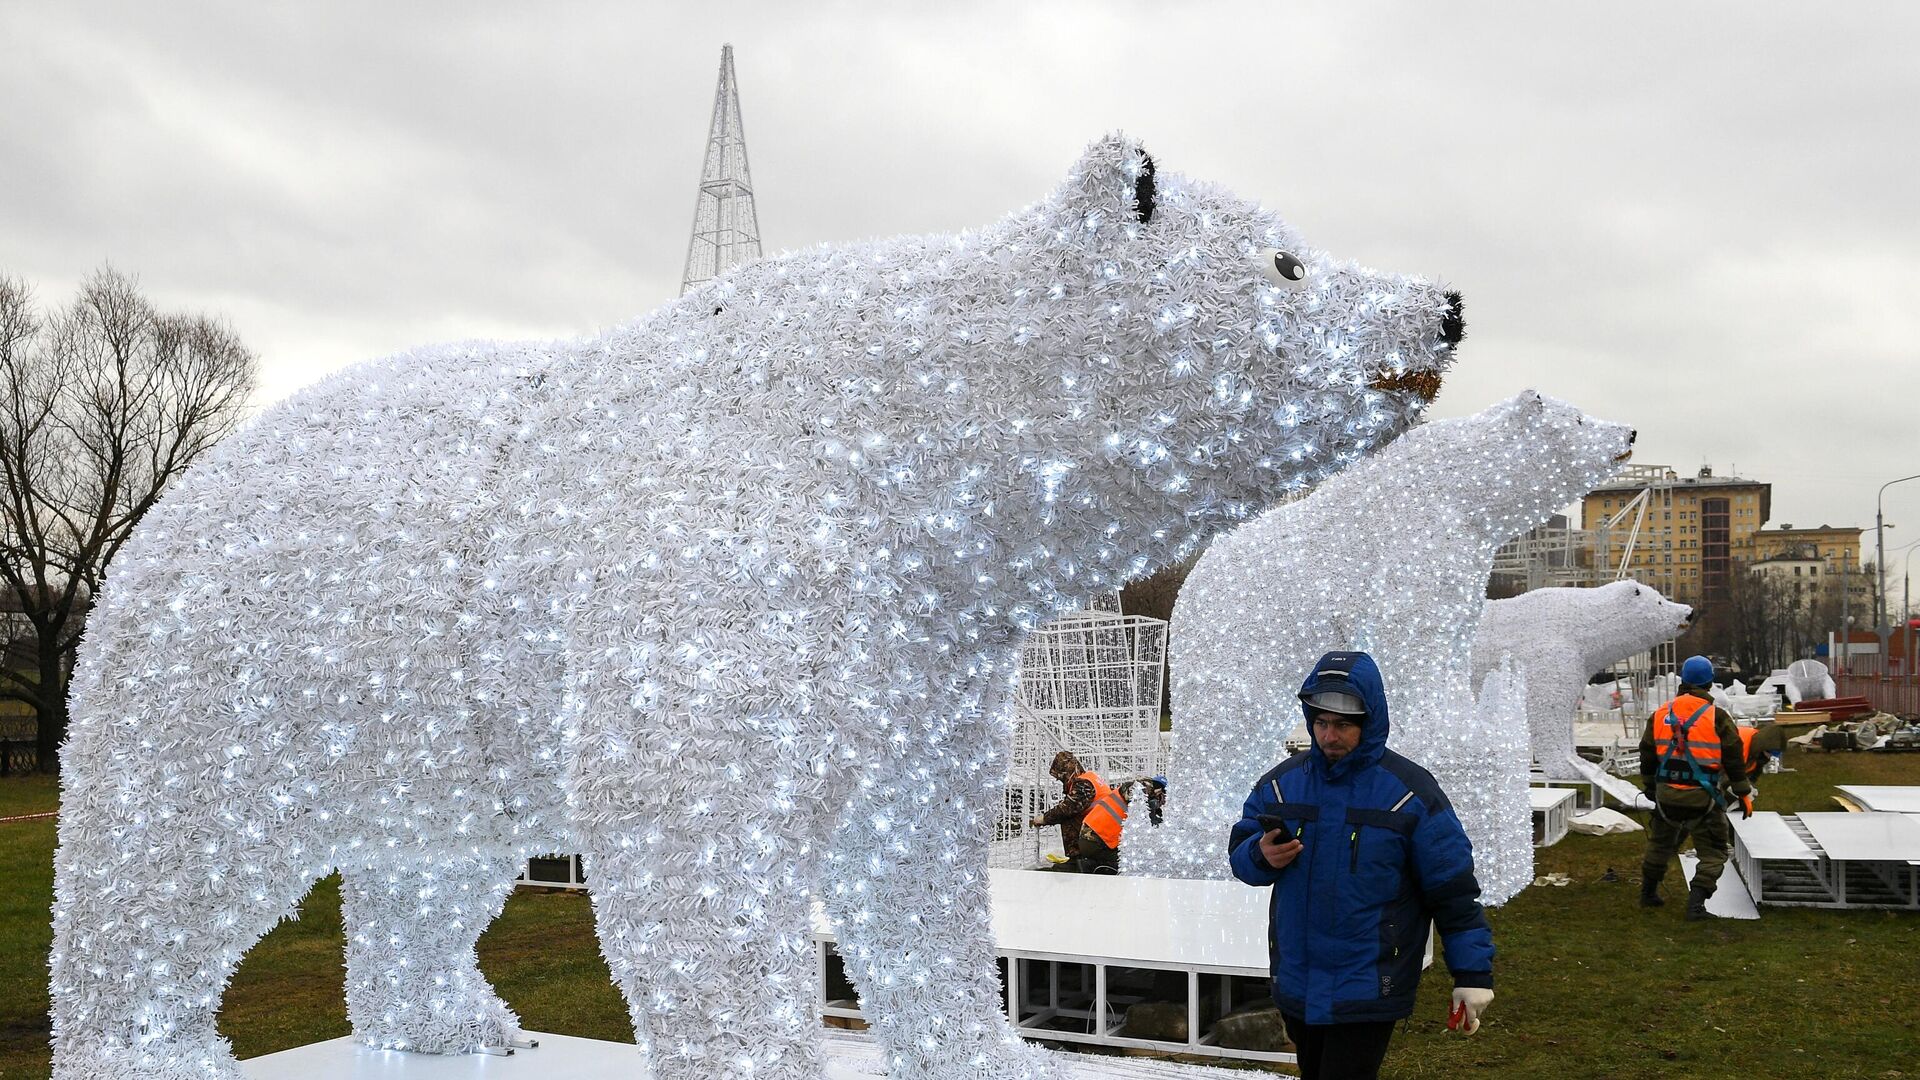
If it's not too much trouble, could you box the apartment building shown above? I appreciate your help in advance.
[1752,524,1863,570]
[1749,552,1831,613]
[1580,465,1771,610]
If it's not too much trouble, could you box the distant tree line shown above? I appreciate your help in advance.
[1687,564,1851,679]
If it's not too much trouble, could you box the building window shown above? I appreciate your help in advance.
[1702,497,1731,600]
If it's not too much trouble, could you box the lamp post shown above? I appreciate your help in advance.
[1877,474,1920,668]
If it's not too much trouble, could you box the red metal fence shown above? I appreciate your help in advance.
[1833,654,1920,717]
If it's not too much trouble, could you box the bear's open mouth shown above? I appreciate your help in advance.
[1368,371,1442,401]
[1613,449,1634,463]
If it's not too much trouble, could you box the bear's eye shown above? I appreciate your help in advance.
[1257,249,1308,290]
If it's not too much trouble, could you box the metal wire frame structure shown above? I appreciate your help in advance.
[1492,465,1682,596]
[1489,518,1594,593]
[680,44,763,296]
[993,607,1169,869]
[1576,638,1680,774]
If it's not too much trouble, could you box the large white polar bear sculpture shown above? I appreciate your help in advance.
[1125,391,1632,904]
[49,134,1466,1080]
[1470,581,1692,794]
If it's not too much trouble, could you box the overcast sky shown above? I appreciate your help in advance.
[4,2,1916,557]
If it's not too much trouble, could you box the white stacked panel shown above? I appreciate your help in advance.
[1835,786,1920,815]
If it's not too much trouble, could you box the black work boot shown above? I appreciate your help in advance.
[1639,865,1666,908]
[1685,884,1715,921]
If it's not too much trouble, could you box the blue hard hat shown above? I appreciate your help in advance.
[1679,655,1715,685]
[1152,775,1168,789]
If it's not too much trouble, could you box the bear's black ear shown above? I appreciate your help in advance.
[1135,152,1156,225]
[1058,134,1154,234]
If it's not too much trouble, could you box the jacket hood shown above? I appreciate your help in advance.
[1298,650,1391,778]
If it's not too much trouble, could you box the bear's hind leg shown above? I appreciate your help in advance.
[340,851,524,1054]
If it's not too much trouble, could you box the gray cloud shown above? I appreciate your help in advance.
[3,0,1914,541]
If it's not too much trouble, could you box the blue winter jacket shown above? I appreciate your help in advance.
[1227,651,1494,1024]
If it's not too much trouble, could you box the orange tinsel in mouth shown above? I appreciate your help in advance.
[1368,370,1442,401]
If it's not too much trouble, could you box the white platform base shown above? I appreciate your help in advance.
[1733,811,1920,909]
[243,1030,1252,1078]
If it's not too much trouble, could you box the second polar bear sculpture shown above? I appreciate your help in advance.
[50,134,1466,1080]
[1125,391,1634,903]
[1471,580,1693,798]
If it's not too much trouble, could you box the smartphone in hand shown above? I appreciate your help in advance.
[1256,814,1295,835]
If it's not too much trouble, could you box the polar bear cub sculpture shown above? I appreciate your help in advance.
[1125,391,1633,905]
[50,134,1466,1080]
[1471,580,1693,782]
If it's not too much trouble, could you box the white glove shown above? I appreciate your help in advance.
[1451,986,1494,1035]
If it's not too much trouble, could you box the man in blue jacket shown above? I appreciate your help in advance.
[1229,650,1495,1080]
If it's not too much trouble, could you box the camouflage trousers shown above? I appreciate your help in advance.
[1074,826,1120,875]
[1643,801,1732,894]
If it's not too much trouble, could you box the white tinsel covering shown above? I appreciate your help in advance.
[1125,391,1634,906]
[1472,580,1692,780]
[49,132,1461,1080]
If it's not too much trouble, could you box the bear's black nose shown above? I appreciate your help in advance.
[1441,291,1466,347]
[1628,429,1638,444]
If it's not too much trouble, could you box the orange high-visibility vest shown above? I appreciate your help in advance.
[1737,725,1760,773]
[1652,694,1722,788]
[1079,770,1129,848]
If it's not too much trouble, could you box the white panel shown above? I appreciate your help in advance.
[1731,812,1817,860]
[1799,812,1920,862]
[985,869,1272,971]
[244,1033,643,1080]
[244,1031,1255,1079]
[1528,788,1576,811]
[1678,854,1761,919]
[1836,785,1920,814]
[813,869,1272,974]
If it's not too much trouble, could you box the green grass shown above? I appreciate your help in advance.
[0,774,56,820]
[1382,750,1920,1080]
[0,775,55,1080]
[4,754,1919,1079]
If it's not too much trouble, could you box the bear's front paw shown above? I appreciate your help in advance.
[356,990,525,1055]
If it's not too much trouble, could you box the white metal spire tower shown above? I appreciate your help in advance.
[680,44,762,295]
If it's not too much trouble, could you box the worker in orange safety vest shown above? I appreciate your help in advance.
[1638,655,1753,920]
[1030,751,1134,874]
[1072,770,1128,874]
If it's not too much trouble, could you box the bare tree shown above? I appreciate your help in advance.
[0,267,257,772]
[1119,556,1197,624]
[1693,568,1775,676]
[1694,562,1853,679]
